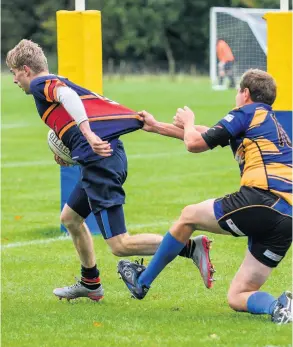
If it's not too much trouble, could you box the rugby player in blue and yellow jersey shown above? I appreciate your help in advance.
[6,39,213,302]
[118,69,292,324]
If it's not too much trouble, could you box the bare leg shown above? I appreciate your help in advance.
[107,232,163,256]
[170,199,231,243]
[60,204,96,268]
[118,199,229,291]
[227,250,273,311]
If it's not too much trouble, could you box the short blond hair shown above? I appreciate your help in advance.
[240,69,276,106]
[6,39,48,73]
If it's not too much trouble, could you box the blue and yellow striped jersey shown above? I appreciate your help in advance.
[219,103,292,205]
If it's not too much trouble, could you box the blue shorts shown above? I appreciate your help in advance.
[67,140,128,239]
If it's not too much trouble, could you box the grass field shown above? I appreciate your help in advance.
[2,74,292,347]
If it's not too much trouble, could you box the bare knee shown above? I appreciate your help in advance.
[60,206,83,231]
[227,286,252,312]
[227,289,241,311]
[108,237,126,257]
[178,205,198,227]
[108,235,132,257]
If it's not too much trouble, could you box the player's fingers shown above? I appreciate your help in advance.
[184,106,191,112]
[96,150,112,157]
[92,145,112,154]
[93,141,110,147]
[95,146,113,153]
[54,154,62,165]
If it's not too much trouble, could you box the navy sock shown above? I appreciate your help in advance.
[81,264,99,279]
[138,231,185,288]
[247,292,277,315]
[81,265,101,290]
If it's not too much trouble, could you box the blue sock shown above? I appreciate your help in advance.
[247,292,277,315]
[138,231,185,288]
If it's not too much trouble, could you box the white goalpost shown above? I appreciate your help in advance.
[209,7,278,88]
[75,0,85,11]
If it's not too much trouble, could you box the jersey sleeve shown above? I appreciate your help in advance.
[30,78,67,103]
[201,124,231,149]
[217,109,249,137]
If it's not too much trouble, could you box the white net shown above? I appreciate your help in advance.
[210,7,278,89]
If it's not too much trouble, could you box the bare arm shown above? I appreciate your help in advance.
[194,125,210,133]
[147,121,184,139]
[173,106,210,153]
[138,110,209,140]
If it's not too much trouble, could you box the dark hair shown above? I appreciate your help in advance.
[240,69,276,105]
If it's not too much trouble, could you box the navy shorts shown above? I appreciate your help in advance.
[67,140,128,239]
[80,140,127,214]
[214,186,292,268]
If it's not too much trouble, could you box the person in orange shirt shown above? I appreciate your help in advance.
[216,38,236,88]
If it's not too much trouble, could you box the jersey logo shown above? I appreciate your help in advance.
[224,114,234,122]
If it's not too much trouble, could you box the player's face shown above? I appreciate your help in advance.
[10,67,31,94]
[235,88,246,107]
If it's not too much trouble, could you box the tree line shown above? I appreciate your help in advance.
[2,0,280,73]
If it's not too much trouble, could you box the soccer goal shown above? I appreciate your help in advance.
[209,7,278,88]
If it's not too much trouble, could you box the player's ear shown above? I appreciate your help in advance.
[23,65,30,75]
[244,87,251,101]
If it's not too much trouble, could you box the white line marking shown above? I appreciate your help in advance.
[1,235,70,249]
[2,123,38,129]
[1,221,171,250]
[2,160,54,168]
[1,151,186,168]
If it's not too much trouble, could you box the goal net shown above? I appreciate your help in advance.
[209,7,278,88]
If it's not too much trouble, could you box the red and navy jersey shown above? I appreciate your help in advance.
[218,103,292,205]
[30,74,143,161]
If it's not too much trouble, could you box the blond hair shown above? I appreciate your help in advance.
[240,69,276,106]
[6,39,48,73]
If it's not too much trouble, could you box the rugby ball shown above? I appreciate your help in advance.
[47,129,77,165]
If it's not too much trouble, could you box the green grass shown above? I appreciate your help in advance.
[1,74,292,347]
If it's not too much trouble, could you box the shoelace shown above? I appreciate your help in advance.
[278,308,292,323]
[66,276,83,289]
[134,258,144,266]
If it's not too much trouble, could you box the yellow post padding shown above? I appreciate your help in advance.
[56,10,103,94]
[265,12,292,110]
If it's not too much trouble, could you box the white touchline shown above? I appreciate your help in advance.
[2,123,41,129]
[1,221,171,250]
[1,151,187,168]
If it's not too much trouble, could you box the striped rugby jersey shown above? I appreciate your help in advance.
[30,75,143,161]
[219,103,292,206]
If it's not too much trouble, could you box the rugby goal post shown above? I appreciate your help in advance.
[209,7,278,87]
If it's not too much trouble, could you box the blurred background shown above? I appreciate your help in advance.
[1,0,285,76]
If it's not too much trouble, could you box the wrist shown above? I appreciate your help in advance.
[183,120,194,130]
[79,121,93,137]
[151,121,161,133]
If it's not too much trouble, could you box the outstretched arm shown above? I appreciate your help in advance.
[173,106,210,153]
[139,110,209,140]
